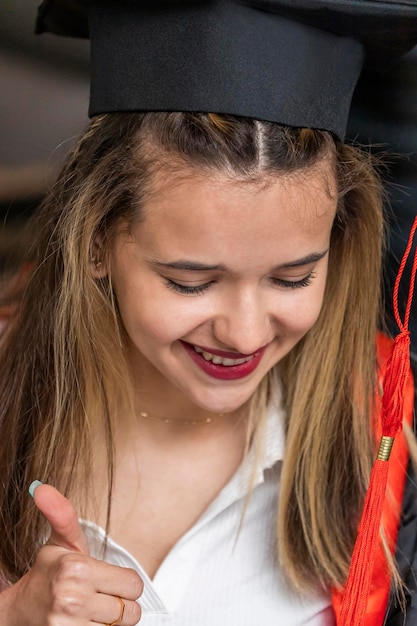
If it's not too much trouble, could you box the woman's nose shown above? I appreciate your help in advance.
[212,289,273,355]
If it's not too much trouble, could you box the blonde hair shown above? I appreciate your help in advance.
[0,113,383,589]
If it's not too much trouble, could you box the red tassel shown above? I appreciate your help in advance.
[338,216,417,626]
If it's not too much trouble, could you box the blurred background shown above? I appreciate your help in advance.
[0,0,88,277]
[0,1,416,362]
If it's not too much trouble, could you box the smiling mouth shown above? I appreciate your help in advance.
[193,345,259,367]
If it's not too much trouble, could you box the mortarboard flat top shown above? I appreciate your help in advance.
[36,0,417,140]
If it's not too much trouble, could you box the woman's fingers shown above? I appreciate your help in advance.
[35,549,143,624]
[91,594,142,625]
[26,481,143,624]
[39,547,143,600]
[14,546,143,625]
[31,482,90,555]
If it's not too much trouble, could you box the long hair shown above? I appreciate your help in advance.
[0,112,383,588]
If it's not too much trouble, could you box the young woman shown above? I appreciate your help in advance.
[0,2,416,625]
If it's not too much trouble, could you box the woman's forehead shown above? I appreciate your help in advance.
[127,161,338,252]
[141,154,338,206]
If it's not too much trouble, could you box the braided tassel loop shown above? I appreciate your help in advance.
[338,216,417,626]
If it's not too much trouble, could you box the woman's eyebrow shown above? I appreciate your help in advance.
[148,259,227,271]
[275,250,329,269]
[147,250,328,272]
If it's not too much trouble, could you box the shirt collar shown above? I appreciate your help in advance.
[261,388,286,471]
[194,388,286,526]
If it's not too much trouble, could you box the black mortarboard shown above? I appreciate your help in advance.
[36,1,417,140]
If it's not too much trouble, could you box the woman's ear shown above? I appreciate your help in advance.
[90,237,108,279]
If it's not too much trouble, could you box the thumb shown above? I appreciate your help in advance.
[29,481,90,556]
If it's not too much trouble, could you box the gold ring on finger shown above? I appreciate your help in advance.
[106,595,125,626]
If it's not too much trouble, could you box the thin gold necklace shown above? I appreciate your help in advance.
[138,409,225,426]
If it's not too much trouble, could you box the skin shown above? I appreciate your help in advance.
[2,484,143,625]
[88,158,339,578]
[109,160,338,419]
[1,158,338,624]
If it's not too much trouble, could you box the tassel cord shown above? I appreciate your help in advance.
[393,217,417,332]
[338,216,417,626]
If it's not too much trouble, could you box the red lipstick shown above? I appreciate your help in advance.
[180,341,267,380]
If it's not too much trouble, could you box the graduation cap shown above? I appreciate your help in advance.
[35,2,417,625]
[36,0,417,141]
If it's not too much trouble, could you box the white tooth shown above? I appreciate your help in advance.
[221,358,236,366]
[194,347,256,366]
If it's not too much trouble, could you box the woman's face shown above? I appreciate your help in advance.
[109,159,338,415]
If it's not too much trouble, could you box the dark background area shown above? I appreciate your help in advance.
[348,48,417,363]
[0,0,88,273]
[0,1,416,362]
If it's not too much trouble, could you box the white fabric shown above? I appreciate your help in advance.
[82,397,335,626]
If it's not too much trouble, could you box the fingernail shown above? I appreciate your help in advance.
[29,480,43,498]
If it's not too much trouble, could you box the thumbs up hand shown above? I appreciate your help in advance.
[1,482,143,626]
[31,482,91,556]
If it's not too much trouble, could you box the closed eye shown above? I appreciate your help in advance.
[165,279,214,295]
[271,272,316,289]
[166,273,316,294]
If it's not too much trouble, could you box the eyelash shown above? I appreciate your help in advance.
[165,272,316,295]
[271,272,316,290]
[165,280,214,295]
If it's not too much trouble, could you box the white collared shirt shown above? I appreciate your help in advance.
[82,398,335,625]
